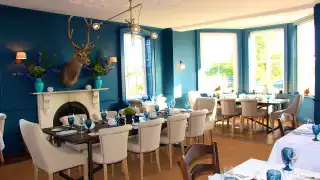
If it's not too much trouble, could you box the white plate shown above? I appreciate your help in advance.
[51,128,63,132]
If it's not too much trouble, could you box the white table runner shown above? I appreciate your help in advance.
[268,124,320,173]
[209,159,320,180]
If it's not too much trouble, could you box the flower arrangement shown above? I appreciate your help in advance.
[12,51,60,80]
[83,54,116,77]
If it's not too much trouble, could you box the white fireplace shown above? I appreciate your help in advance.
[31,88,108,128]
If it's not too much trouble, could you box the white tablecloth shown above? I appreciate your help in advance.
[209,159,320,180]
[268,124,320,173]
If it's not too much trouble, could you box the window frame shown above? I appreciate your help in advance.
[120,28,154,101]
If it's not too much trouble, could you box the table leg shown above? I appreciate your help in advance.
[87,141,93,180]
[266,105,269,134]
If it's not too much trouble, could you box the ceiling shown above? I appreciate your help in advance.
[0,0,318,31]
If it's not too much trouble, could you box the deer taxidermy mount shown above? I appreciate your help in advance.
[60,16,99,87]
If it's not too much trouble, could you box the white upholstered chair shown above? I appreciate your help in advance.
[220,98,242,133]
[188,91,201,110]
[19,119,88,180]
[128,118,164,179]
[0,113,6,163]
[185,109,208,145]
[270,94,303,132]
[89,125,132,180]
[160,113,189,168]
[156,95,167,110]
[240,99,266,132]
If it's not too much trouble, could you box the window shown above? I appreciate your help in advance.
[123,33,147,99]
[199,33,238,93]
[297,20,315,95]
[249,29,284,93]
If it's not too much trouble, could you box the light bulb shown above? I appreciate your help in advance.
[93,23,101,31]
[151,32,158,39]
[131,24,141,33]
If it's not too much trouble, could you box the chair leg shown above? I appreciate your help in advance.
[83,164,88,180]
[222,116,225,128]
[103,164,108,180]
[150,152,153,163]
[240,116,243,132]
[48,173,53,180]
[140,152,144,180]
[67,169,71,177]
[122,159,130,180]
[180,141,185,155]
[111,164,114,177]
[210,130,213,143]
[168,144,173,168]
[131,153,135,161]
[78,166,82,176]
[155,149,161,172]
[232,117,235,134]
[34,166,39,180]
[254,118,257,132]
[0,150,4,163]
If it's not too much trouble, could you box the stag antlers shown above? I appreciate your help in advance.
[68,16,99,51]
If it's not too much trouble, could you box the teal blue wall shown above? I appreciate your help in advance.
[0,5,163,154]
[314,4,320,124]
[161,29,174,101]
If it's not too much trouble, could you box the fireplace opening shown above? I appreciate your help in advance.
[53,101,90,126]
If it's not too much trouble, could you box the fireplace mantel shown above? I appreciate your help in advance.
[31,88,108,128]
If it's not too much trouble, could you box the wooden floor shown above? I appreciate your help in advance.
[0,118,285,180]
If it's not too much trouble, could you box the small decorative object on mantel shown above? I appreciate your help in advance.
[213,86,221,92]
[13,51,59,93]
[304,88,310,96]
[83,53,117,88]
[85,85,92,90]
[47,87,54,92]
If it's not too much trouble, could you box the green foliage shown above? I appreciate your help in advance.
[255,35,266,61]
[271,62,282,80]
[205,63,234,77]
[28,65,46,78]
[124,107,136,116]
[86,53,114,77]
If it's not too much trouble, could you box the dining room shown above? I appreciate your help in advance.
[0,0,320,180]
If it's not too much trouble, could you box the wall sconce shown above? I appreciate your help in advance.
[108,57,117,63]
[16,52,27,64]
[177,60,185,70]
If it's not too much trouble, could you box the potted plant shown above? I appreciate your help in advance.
[124,107,136,124]
[83,53,117,89]
[13,51,59,92]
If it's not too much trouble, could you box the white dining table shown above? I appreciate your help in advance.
[268,124,320,173]
[208,158,320,180]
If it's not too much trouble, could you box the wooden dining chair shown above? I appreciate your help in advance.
[0,113,6,163]
[179,142,220,180]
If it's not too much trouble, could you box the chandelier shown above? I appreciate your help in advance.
[91,0,158,39]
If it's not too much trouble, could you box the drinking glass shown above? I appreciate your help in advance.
[79,116,85,134]
[281,147,296,171]
[307,119,315,125]
[85,119,92,132]
[68,116,74,129]
[143,111,149,120]
[101,111,107,124]
[154,105,160,112]
[221,166,235,180]
[185,103,191,111]
[312,125,320,141]
[266,95,270,101]
[164,110,169,119]
[266,169,281,180]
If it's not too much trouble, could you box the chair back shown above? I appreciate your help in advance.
[220,99,236,116]
[240,99,258,117]
[0,113,6,135]
[287,94,302,117]
[167,113,189,144]
[188,91,201,110]
[98,125,132,164]
[156,95,167,110]
[128,100,143,113]
[60,114,87,126]
[139,118,164,152]
[179,143,220,180]
[187,110,208,137]
[19,119,54,171]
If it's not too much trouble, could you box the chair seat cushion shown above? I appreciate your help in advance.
[256,109,267,117]
[65,142,87,152]
[127,135,141,153]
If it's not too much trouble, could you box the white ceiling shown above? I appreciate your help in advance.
[0,0,318,31]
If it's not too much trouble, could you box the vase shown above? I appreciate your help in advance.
[94,76,102,89]
[34,78,44,92]
[126,115,133,124]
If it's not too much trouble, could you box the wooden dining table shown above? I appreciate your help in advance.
[217,98,289,133]
[42,118,167,180]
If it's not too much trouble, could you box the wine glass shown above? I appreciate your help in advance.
[154,105,160,112]
[266,95,270,101]
[266,169,281,180]
[79,116,85,134]
[101,110,107,124]
[143,111,149,120]
[312,125,320,141]
[171,100,176,108]
[281,147,296,171]
[68,116,74,129]
[221,166,234,180]
[184,103,191,112]
[85,119,92,132]
[307,119,315,125]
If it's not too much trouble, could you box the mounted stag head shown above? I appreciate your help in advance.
[60,16,99,87]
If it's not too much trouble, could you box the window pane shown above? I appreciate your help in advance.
[199,33,238,93]
[249,29,284,93]
[124,34,147,99]
[297,20,315,95]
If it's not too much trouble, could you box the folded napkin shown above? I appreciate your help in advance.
[56,130,77,136]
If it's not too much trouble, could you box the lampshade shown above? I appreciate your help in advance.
[177,61,185,70]
[109,57,117,63]
[15,52,27,64]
